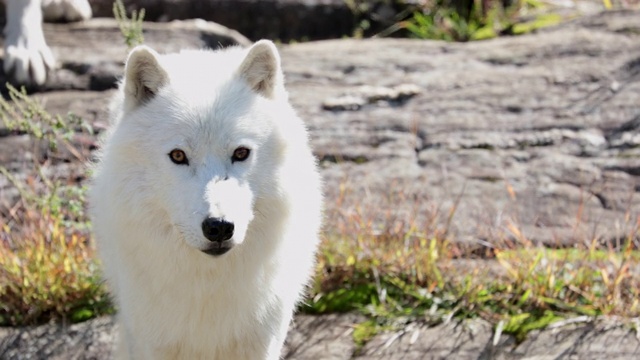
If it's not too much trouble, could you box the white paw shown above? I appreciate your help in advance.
[4,0,56,86]
[3,28,56,86]
[41,0,92,22]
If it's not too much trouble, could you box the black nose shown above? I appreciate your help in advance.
[201,218,234,242]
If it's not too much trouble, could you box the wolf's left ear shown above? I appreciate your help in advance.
[123,45,168,111]
[237,40,283,99]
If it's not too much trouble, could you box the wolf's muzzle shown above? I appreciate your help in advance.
[201,217,234,255]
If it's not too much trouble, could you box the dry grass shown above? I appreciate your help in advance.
[0,200,109,326]
[0,0,141,325]
[0,85,107,326]
[306,186,640,342]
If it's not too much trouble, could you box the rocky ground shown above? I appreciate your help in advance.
[0,6,639,360]
[1,313,639,359]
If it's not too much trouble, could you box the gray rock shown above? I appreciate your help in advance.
[284,314,365,360]
[281,11,640,248]
[359,317,640,359]
[359,319,495,359]
[322,84,422,111]
[2,315,639,359]
[0,317,116,360]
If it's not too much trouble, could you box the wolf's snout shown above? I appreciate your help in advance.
[201,217,234,243]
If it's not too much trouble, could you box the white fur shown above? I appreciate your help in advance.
[90,41,323,359]
[3,0,91,85]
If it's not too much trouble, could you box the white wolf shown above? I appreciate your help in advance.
[89,40,323,359]
[3,0,92,85]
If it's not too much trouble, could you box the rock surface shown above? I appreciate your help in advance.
[3,11,637,249]
[0,9,639,360]
[292,11,640,249]
[1,315,639,359]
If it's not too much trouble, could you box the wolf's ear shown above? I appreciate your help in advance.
[123,46,168,110]
[237,40,282,99]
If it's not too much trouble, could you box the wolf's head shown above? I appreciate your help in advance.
[104,40,294,257]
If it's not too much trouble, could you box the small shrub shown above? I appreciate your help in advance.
[0,84,108,326]
[0,207,110,326]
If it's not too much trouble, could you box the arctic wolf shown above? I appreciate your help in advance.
[90,40,323,359]
[3,0,92,85]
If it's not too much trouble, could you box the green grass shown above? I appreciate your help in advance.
[379,0,591,41]
[511,14,563,35]
[304,233,640,342]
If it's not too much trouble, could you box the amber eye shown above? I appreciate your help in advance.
[169,149,189,165]
[231,147,251,163]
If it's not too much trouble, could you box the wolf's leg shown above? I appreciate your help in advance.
[4,0,54,85]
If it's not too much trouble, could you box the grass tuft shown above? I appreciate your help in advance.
[377,0,597,41]
[0,84,107,326]
[304,185,640,344]
[0,207,110,326]
[113,0,145,49]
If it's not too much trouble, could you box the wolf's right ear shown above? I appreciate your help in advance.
[237,40,282,99]
[123,46,168,111]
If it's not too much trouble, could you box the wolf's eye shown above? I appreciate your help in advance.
[231,147,251,163]
[169,149,189,165]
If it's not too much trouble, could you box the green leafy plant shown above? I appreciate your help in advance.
[385,0,561,41]
[0,84,91,152]
[113,0,145,48]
